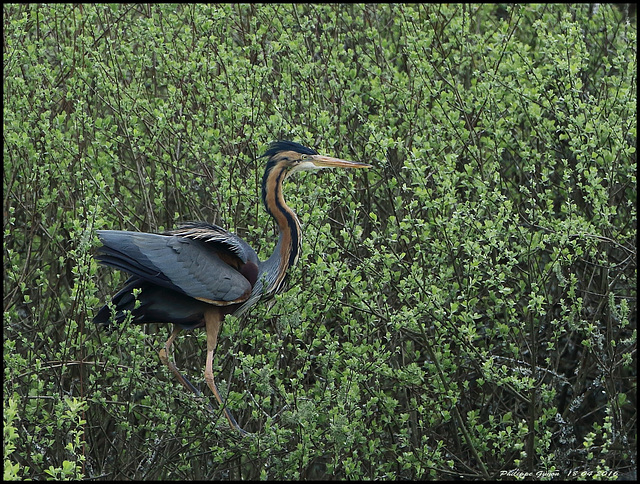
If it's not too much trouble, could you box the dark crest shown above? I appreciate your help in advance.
[261,140,318,159]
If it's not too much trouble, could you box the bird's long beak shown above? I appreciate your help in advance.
[307,155,372,169]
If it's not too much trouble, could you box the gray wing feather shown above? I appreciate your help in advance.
[96,230,253,304]
[166,222,258,266]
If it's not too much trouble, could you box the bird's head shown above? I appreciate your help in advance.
[259,140,371,262]
[261,141,371,179]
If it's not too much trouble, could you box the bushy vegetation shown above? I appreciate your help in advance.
[4,4,636,480]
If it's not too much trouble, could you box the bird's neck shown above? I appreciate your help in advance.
[262,165,302,292]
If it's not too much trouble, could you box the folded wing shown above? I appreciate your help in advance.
[96,228,259,306]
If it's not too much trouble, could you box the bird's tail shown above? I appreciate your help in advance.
[93,278,209,331]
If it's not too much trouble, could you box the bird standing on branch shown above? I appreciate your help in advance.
[93,140,371,434]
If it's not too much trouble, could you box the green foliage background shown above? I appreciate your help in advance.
[4,4,636,480]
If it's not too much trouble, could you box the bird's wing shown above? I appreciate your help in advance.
[166,222,258,266]
[96,230,257,305]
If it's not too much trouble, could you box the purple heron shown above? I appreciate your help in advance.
[93,141,371,434]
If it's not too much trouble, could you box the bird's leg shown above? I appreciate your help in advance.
[158,325,215,412]
[204,309,249,435]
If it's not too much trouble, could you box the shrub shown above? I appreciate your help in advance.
[4,4,635,479]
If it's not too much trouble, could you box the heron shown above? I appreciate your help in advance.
[93,140,371,434]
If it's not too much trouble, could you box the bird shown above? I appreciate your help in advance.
[93,140,371,435]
